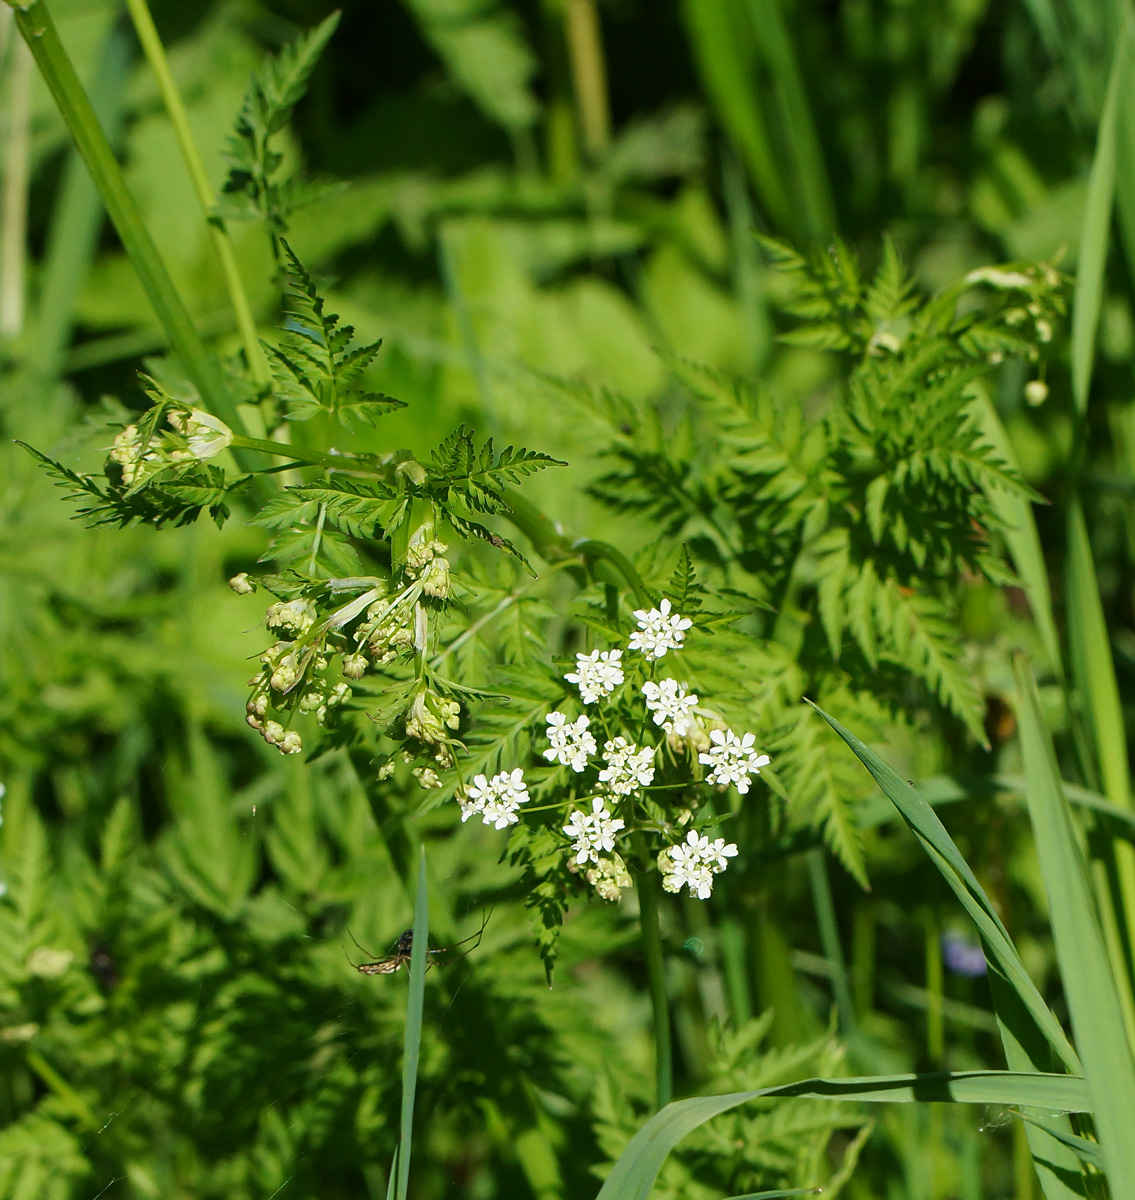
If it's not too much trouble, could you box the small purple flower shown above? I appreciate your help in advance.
[942,930,987,978]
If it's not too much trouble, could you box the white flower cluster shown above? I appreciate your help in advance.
[447,593,771,906]
[565,649,625,704]
[543,712,597,772]
[598,737,655,796]
[564,599,691,709]
[699,729,770,795]
[563,799,625,864]
[628,598,692,659]
[660,831,738,899]
[459,769,530,829]
[641,678,698,734]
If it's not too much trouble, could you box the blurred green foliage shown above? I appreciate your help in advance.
[1,0,1132,1196]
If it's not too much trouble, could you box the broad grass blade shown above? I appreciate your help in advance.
[1071,23,1130,415]
[595,1071,1089,1200]
[811,704,1079,1073]
[1015,659,1135,1199]
[394,848,429,1200]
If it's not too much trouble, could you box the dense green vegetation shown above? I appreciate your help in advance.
[3,0,1135,1196]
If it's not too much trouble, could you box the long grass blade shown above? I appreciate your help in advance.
[974,394,1063,678]
[31,21,131,380]
[394,847,429,1200]
[743,0,834,240]
[679,0,793,233]
[811,704,1079,1072]
[123,0,275,386]
[1065,496,1135,1038]
[724,1191,820,1199]
[596,1071,1089,1200]
[816,708,1087,1198]
[1015,658,1135,1198]
[1071,23,1130,416]
[11,0,243,434]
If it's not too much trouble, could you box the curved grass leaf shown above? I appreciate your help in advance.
[1015,658,1135,1199]
[596,1071,1089,1200]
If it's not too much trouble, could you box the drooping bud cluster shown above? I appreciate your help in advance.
[231,504,467,772]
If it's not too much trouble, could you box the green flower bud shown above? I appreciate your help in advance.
[266,599,316,637]
[270,657,300,693]
[585,854,632,902]
[419,555,451,598]
[27,947,74,978]
[229,572,256,595]
[405,689,461,744]
[1024,379,1048,407]
[343,653,369,679]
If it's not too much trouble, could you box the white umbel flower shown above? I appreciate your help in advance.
[628,598,692,659]
[660,830,739,899]
[563,798,625,865]
[565,649,625,704]
[699,729,770,794]
[598,737,656,796]
[641,678,699,734]
[543,712,597,772]
[459,768,529,829]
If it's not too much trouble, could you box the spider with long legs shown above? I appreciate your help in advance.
[345,908,491,975]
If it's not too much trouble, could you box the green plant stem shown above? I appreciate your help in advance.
[806,848,855,1034]
[123,0,269,388]
[563,0,610,159]
[228,433,376,473]
[924,914,944,1064]
[0,34,31,337]
[395,848,429,1200]
[636,867,673,1110]
[501,488,652,605]
[10,0,243,435]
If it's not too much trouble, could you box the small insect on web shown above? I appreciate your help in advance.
[345,908,491,976]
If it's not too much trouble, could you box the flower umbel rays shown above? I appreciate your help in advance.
[565,648,625,704]
[599,737,656,796]
[628,598,692,659]
[641,678,698,734]
[543,712,597,772]
[459,769,530,829]
[699,728,770,794]
[660,830,739,899]
[563,798,625,865]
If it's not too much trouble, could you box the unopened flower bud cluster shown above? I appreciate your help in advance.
[454,597,770,902]
[234,514,461,766]
[108,406,233,487]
